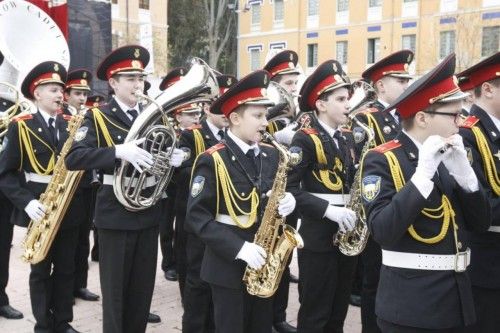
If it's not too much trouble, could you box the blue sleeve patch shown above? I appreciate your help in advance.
[190,175,205,198]
[361,175,381,202]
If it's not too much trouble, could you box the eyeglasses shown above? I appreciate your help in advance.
[424,111,463,124]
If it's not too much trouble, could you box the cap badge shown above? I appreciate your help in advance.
[54,63,59,72]
[52,73,61,80]
[227,77,232,85]
[134,48,140,58]
[334,74,342,82]
[82,72,87,78]
[404,63,409,72]
[407,54,413,63]
[131,60,142,69]
[263,75,268,84]
[290,53,294,61]
[332,62,338,72]
[180,69,184,75]
[80,79,87,85]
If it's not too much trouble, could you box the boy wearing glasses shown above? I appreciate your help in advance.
[360,54,491,332]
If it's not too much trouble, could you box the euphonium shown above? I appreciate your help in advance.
[243,132,304,298]
[113,58,219,211]
[22,108,86,264]
[334,80,377,256]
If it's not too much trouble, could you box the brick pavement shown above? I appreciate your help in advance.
[0,227,361,332]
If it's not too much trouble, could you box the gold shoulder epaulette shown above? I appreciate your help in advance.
[302,127,318,135]
[372,139,401,153]
[13,114,33,122]
[340,127,352,133]
[362,107,379,114]
[206,143,225,155]
[460,116,480,129]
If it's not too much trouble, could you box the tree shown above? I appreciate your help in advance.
[203,0,236,69]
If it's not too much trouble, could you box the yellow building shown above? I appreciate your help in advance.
[111,0,168,80]
[237,0,500,79]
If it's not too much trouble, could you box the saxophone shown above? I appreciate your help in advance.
[22,109,86,264]
[243,131,304,298]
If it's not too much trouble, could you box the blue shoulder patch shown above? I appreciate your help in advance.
[361,175,381,202]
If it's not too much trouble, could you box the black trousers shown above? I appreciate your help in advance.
[98,226,159,333]
[211,283,273,333]
[30,226,79,333]
[73,188,94,291]
[466,286,500,332]
[0,194,13,307]
[175,211,188,298]
[377,318,466,333]
[273,212,298,324]
[297,247,357,333]
[160,196,176,272]
[361,236,382,333]
[182,233,214,333]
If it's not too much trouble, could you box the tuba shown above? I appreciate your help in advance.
[334,80,377,256]
[113,58,219,211]
[0,82,35,138]
[266,81,297,122]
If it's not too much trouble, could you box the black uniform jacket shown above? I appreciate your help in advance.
[459,104,500,289]
[185,135,279,289]
[0,111,84,229]
[362,132,491,329]
[352,100,400,157]
[287,115,356,252]
[177,120,220,218]
[65,98,161,230]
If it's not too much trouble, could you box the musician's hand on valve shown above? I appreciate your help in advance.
[236,241,267,269]
[413,135,447,180]
[168,148,185,168]
[324,206,356,232]
[115,138,153,173]
[274,124,296,146]
[266,191,296,217]
[442,134,479,192]
[25,200,46,222]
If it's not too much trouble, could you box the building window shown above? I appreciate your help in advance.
[250,49,261,71]
[440,0,457,13]
[336,41,348,65]
[439,30,455,58]
[307,43,318,67]
[367,38,380,64]
[338,0,349,11]
[402,34,416,53]
[251,3,261,25]
[139,0,149,10]
[308,0,319,16]
[482,26,500,57]
[369,0,382,7]
[274,0,284,22]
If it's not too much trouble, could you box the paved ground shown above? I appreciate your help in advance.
[0,227,362,332]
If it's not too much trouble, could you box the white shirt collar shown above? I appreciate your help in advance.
[317,118,339,138]
[402,129,422,150]
[206,119,224,140]
[38,108,56,127]
[378,99,389,108]
[227,129,260,156]
[486,111,500,132]
[114,96,140,117]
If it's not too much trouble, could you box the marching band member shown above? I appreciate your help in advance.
[0,61,82,333]
[63,69,100,303]
[263,49,301,333]
[185,70,296,333]
[361,54,491,332]
[457,51,500,332]
[353,49,414,333]
[180,74,236,333]
[287,59,357,333]
[65,45,184,333]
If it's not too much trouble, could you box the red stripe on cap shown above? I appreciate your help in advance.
[307,75,339,109]
[369,63,408,83]
[397,76,459,119]
[458,78,475,92]
[268,62,295,77]
[221,87,266,116]
[29,73,64,96]
[468,63,500,89]
[66,79,90,89]
[219,87,229,95]
[106,59,144,79]
[161,76,181,90]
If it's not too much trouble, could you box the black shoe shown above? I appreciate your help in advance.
[350,294,362,307]
[0,304,23,319]
[289,272,299,284]
[56,325,81,333]
[164,268,178,281]
[147,312,161,323]
[274,321,297,333]
[74,288,100,301]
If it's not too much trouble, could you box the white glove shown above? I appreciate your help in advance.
[274,124,296,146]
[115,138,153,172]
[414,135,447,180]
[236,241,267,270]
[324,205,356,233]
[169,148,185,168]
[24,200,46,222]
[442,134,478,192]
[266,191,296,217]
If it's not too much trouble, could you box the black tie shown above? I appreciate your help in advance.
[48,118,58,146]
[218,129,225,140]
[333,131,342,149]
[246,148,258,173]
[127,109,139,122]
[394,110,401,124]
